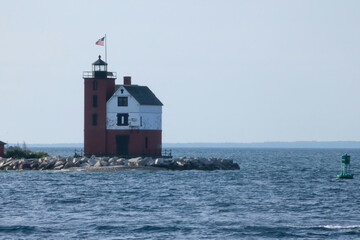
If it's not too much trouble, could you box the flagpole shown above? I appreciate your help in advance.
[105,34,107,63]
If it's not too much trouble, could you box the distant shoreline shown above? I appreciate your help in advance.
[163,141,360,149]
[6,141,360,149]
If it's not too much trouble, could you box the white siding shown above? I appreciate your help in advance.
[139,112,162,130]
[106,86,162,130]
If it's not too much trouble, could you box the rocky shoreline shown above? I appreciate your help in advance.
[0,156,240,171]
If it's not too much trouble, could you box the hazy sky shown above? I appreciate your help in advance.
[1,0,360,144]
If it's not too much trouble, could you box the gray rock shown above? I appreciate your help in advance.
[145,158,155,166]
[127,161,135,167]
[128,157,142,163]
[88,158,97,166]
[80,162,90,167]
[22,159,32,170]
[80,157,88,164]
[54,160,64,167]
[109,157,118,163]
[154,158,164,165]
[94,161,102,167]
[127,157,142,166]
[0,161,11,169]
[44,159,57,170]
[54,164,64,170]
[116,158,126,165]
[64,158,80,168]
[134,157,153,166]
[29,159,39,170]
[100,160,108,166]
[175,160,185,167]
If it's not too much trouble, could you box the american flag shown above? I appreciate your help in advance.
[95,37,105,46]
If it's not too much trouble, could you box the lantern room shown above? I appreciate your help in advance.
[92,55,108,78]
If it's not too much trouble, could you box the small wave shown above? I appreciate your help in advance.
[243,224,360,237]
[45,197,85,204]
[96,225,127,231]
[320,225,360,229]
[0,225,36,234]
[135,225,183,233]
[242,226,301,238]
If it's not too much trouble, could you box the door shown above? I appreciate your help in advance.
[116,135,129,156]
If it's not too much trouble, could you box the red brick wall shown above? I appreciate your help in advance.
[106,130,162,157]
[84,77,115,156]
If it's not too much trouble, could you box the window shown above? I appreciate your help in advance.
[145,137,148,149]
[94,65,106,72]
[92,114,98,126]
[117,113,129,126]
[140,116,143,127]
[93,80,98,90]
[118,97,128,106]
[93,95,98,107]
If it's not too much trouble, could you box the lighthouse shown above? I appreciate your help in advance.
[83,56,163,157]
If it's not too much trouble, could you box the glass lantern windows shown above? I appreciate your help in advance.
[93,64,107,72]
[92,55,107,72]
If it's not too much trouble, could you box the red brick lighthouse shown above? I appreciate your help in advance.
[83,56,163,157]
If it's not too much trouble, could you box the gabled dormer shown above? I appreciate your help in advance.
[106,77,162,130]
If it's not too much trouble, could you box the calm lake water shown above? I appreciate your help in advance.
[0,148,360,239]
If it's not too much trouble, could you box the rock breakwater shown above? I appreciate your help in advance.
[0,156,239,171]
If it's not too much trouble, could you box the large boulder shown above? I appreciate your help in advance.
[80,157,88,164]
[54,160,65,168]
[80,162,90,167]
[128,157,142,166]
[54,164,64,170]
[44,159,57,170]
[134,157,153,166]
[88,158,97,166]
[108,157,118,164]
[0,159,13,170]
[64,157,81,169]
[144,158,155,166]
[29,159,39,170]
[154,158,164,166]
[116,158,126,165]
[94,160,102,167]
[100,160,108,166]
[22,159,33,170]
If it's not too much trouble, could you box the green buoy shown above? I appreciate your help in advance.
[337,154,354,179]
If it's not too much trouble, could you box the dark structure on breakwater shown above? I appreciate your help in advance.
[0,141,5,157]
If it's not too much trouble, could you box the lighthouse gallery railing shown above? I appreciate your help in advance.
[83,71,117,78]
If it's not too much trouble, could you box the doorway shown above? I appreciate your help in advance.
[116,135,129,156]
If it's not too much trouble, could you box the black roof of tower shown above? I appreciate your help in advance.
[92,55,107,65]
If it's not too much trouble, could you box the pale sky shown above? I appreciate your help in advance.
[1,0,360,144]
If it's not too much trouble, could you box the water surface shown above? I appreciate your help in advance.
[0,148,359,239]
